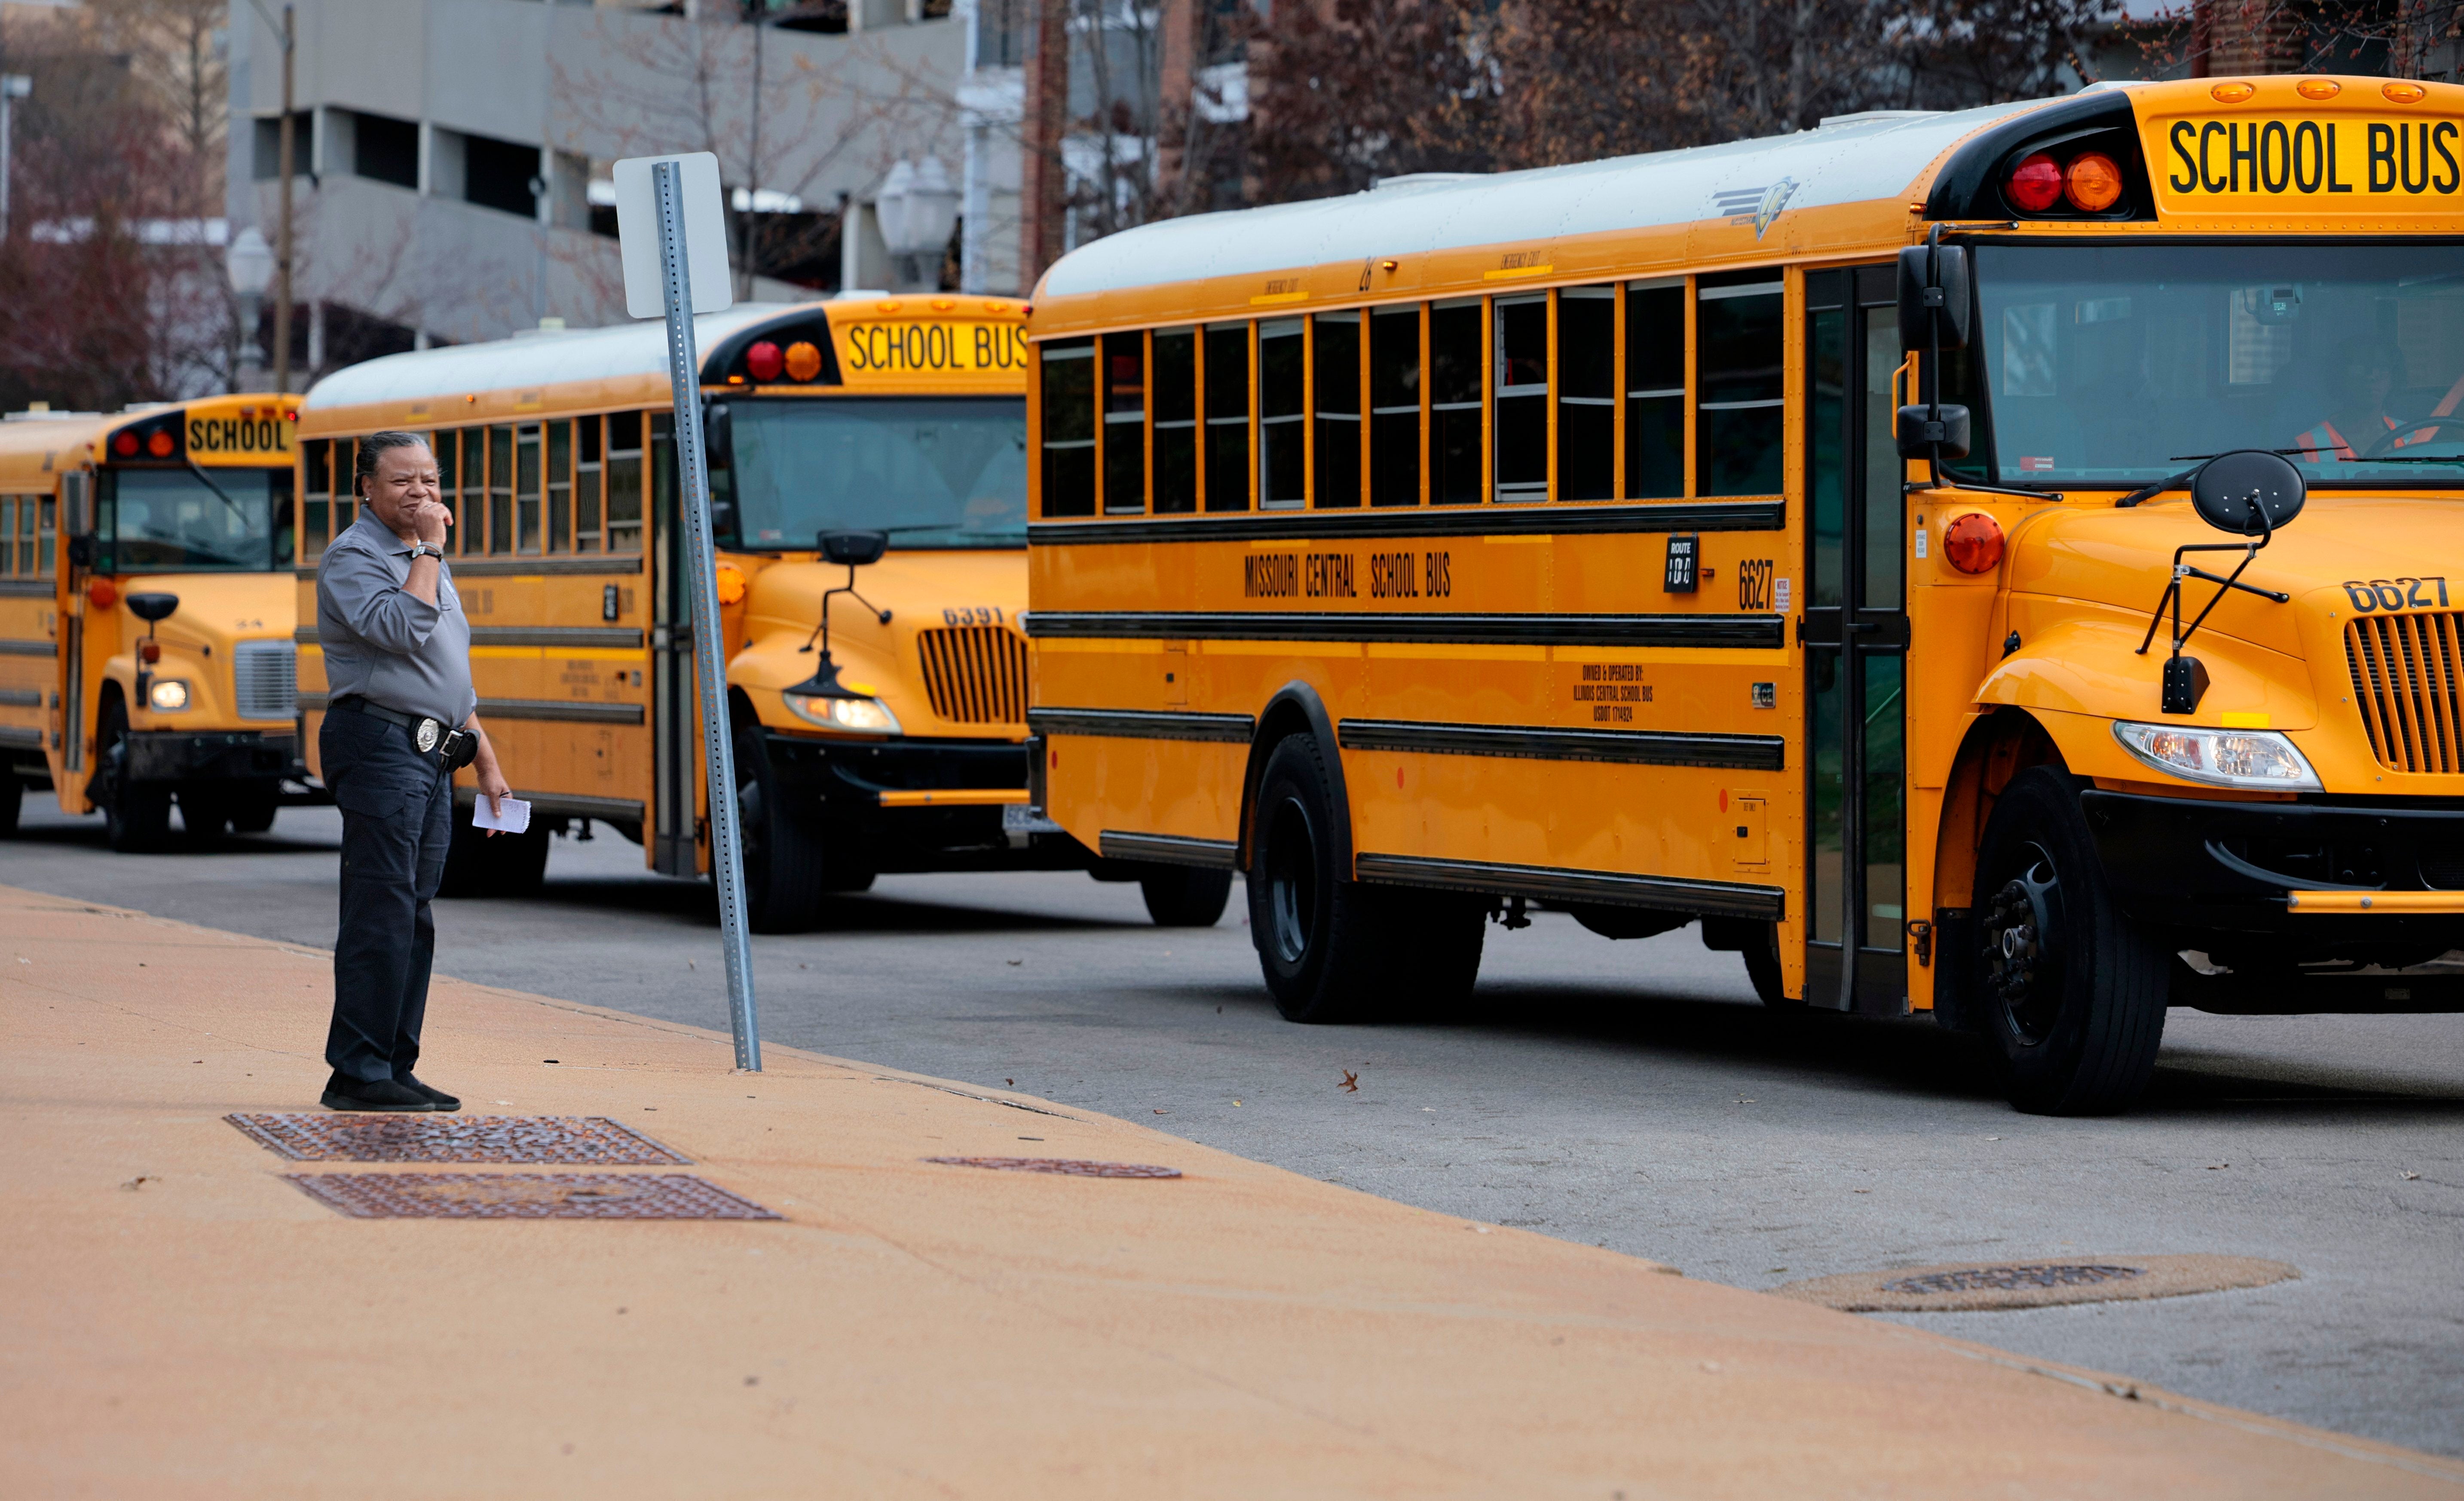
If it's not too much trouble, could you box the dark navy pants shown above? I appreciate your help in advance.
[320,708,453,1084]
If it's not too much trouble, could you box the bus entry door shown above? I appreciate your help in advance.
[1801,267,1908,1015]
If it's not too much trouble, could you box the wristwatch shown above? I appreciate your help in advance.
[407,543,445,562]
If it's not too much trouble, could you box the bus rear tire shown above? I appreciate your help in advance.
[229,788,279,834]
[0,777,20,838]
[1971,767,2168,1116]
[734,718,826,933]
[1139,865,1232,928]
[1247,733,1482,1021]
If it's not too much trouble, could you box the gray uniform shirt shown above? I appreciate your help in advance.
[315,511,476,726]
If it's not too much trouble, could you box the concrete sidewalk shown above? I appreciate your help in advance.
[2,886,2456,1499]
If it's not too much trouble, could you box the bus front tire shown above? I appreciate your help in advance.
[1139,865,1233,928]
[733,719,826,933]
[439,806,549,899]
[97,699,170,853]
[1246,732,1481,1022]
[0,777,20,838]
[1971,767,2168,1116]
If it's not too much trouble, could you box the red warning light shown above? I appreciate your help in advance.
[145,429,175,458]
[111,431,139,458]
[2007,153,2063,214]
[784,341,823,382]
[746,340,784,382]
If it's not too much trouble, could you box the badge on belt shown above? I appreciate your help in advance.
[415,718,441,753]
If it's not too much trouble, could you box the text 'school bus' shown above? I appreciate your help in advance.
[0,397,303,850]
[1023,75,2464,1114]
[294,296,1233,929]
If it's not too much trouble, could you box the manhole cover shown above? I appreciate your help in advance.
[284,1173,778,1220]
[1770,1254,2298,1312]
[924,1156,1181,1179]
[228,1113,689,1165]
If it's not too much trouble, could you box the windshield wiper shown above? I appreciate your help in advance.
[182,460,256,525]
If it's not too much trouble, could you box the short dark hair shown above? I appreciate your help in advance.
[354,431,430,497]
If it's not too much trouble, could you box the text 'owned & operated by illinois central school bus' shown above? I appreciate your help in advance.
[1024,75,2464,1114]
[0,396,305,850]
[296,295,1238,930]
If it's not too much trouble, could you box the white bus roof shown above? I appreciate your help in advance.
[301,303,805,414]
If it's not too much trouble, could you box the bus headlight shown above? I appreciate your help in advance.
[784,691,900,734]
[147,679,191,712]
[2113,721,2320,791]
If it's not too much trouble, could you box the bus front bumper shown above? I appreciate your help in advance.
[756,728,1089,871]
[122,730,301,786]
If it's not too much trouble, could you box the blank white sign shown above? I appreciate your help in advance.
[612,152,735,320]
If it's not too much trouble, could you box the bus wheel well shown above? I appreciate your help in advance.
[725,686,759,732]
[1237,683,1347,875]
[1936,706,2067,915]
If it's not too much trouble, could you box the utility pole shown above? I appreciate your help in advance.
[0,74,29,242]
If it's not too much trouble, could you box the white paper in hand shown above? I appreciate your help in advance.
[471,797,531,835]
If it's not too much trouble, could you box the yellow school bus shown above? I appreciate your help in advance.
[0,395,303,849]
[1024,75,2464,1113]
[295,296,1226,927]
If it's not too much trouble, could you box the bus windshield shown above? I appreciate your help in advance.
[102,466,293,572]
[1953,243,2464,489]
[717,396,1028,550]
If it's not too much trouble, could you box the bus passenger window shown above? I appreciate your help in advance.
[303,440,331,557]
[576,414,603,552]
[1558,287,1615,501]
[488,426,514,553]
[1,498,16,575]
[1313,312,1361,508]
[517,424,543,553]
[425,431,456,550]
[1625,281,1685,498]
[39,496,55,573]
[1494,294,1548,502]
[1258,319,1305,509]
[1038,338,1096,517]
[1370,307,1421,506]
[1103,330,1146,515]
[1151,329,1197,514]
[548,420,573,552]
[1430,299,1484,504]
[458,428,484,551]
[1204,324,1251,511]
[1698,275,1785,496]
[606,411,644,553]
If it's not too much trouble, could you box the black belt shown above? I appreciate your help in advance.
[331,696,478,771]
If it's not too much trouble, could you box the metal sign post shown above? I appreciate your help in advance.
[632,156,761,1070]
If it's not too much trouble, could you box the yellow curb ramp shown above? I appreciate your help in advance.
[2,885,2457,1499]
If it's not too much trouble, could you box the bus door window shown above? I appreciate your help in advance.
[1430,298,1485,504]
[517,423,544,553]
[548,420,573,552]
[1258,319,1306,510]
[1038,337,1096,517]
[1369,306,1422,507]
[1151,329,1197,514]
[1203,324,1250,511]
[1556,287,1614,501]
[1699,273,1786,496]
[1103,330,1147,515]
[606,410,644,553]
[576,415,603,552]
[1624,279,1686,499]
[1311,312,1362,508]
[1494,293,1549,503]
[1803,265,1908,1015]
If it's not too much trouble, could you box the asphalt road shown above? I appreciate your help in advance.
[6,799,2459,1458]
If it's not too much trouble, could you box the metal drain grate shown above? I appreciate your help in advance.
[924,1156,1182,1179]
[1881,1263,2144,1296]
[229,1113,690,1165]
[283,1172,778,1219]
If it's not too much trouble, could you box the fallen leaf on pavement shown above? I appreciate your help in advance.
[1338,1069,1359,1093]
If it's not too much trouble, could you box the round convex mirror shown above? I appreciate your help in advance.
[2191,449,2305,535]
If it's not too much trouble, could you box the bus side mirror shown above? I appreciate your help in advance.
[703,401,731,464]
[2191,449,2305,534]
[66,536,95,569]
[819,529,888,567]
[1897,244,1971,352]
[1896,404,1971,460]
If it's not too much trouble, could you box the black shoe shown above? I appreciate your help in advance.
[397,1074,460,1112]
[320,1075,436,1112]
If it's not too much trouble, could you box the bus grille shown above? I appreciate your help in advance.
[2345,612,2464,773]
[232,639,298,721]
[917,626,1027,725]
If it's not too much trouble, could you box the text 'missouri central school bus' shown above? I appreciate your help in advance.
[298,295,1240,927]
[1024,76,2464,1114]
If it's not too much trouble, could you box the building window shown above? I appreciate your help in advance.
[1151,328,1197,514]
[1102,331,1145,515]
[1370,306,1420,507]
[464,134,541,219]
[1494,293,1547,502]
[1625,280,1686,499]
[1311,312,1361,508]
[1698,274,1785,497]
[352,110,419,190]
[1257,319,1305,510]
[1039,339,1096,518]
[1430,299,1484,504]
[1558,287,1615,501]
[1203,324,1249,511]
